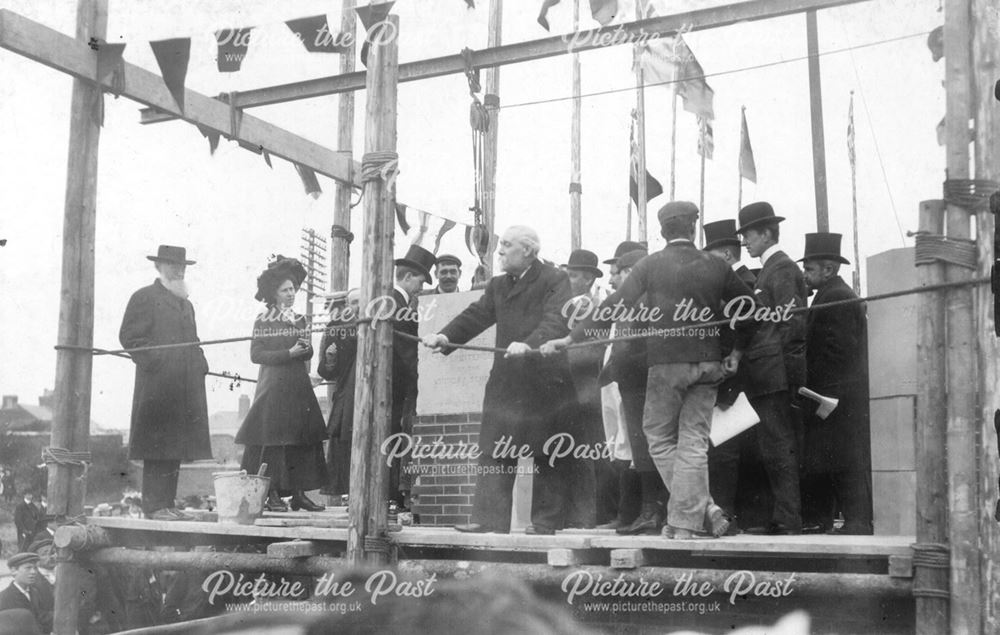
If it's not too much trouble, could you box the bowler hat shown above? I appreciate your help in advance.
[435,254,463,268]
[604,241,646,264]
[147,245,195,265]
[7,552,39,570]
[395,245,436,283]
[657,201,700,225]
[562,249,604,278]
[736,202,785,234]
[616,249,647,270]
[703,219,741,251]
[798,232,850,265]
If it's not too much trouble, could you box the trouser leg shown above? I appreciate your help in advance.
[141,460,181,514]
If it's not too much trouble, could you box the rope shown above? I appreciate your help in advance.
[330,224,355,244]
[911,542,950,600]
[361,151,399,187]
[42,447,92,480]
[53,344,257,384]
[913,233,978,269]
[569,182,582,194]
[363,535,393,555]
[943,179,1000,213]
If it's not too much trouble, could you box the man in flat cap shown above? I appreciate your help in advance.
[120,246,211,521]
[425,254,463,295]
[546,202,756,540]
[736,203,808,535]
[0,552,53,633]
[799,233,873,534]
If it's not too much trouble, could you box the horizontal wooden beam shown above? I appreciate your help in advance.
[140,0,868,124]
[0,9,359,184]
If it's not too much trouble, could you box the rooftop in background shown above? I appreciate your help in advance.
[0,392,111,434]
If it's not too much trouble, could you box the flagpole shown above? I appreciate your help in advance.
[570,0,582,251]
[634,2,647,242]
[849,91,861,294]
[737,106,744,212]
[482,0,503,277]
[669,84,678,201]
[698,120,706,247]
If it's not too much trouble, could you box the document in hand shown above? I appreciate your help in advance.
[710,393,760,447]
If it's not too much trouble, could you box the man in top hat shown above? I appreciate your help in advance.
[545,202,756,540]
[0,552,53,633]
[799,233,873,534]
[423,254,463,295]
[735,203,808,535]
[120,246,211,521]
[422,226,578,534]
[389,244,437,508]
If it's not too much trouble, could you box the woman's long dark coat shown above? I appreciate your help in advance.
[119,279,211,461]
[235,311,326,447]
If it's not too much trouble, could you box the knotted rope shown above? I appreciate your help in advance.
[943,178,999,213]
[42,447,92,480]
[361,151,399,187]
[910,542,950,600]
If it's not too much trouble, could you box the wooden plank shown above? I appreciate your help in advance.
[140,0,870,121]
[255,517,348,528]
[0,8,359,184]
[591,534,914,557]
[610,548,644,569]
[390,526,591,551]
[88,515,349,542]
[888,555,913,579]
[266,540,333,558]
[548,548,583,567]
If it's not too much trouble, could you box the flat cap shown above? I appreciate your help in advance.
[657,201,700,225]
[7,552,39,570]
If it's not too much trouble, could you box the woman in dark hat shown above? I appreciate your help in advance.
[236,256,328,512]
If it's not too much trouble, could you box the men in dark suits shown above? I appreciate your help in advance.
[703,220,758,534]
[119,245,211,521]
[389,245,436,508]
[547,203,755,540]
[736,203,808,535]
[14,492,40,551]
[799,233,873,534]
[423,226,578,534]
[0,552,52,634]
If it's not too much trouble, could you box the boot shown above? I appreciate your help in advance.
[290,490,324,512]
[265,490,288,512]
[616,501,665,535]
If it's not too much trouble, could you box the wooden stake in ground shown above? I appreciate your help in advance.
[347,14,399,566]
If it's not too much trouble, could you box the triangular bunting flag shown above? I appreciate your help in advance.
[216,28,253,72]
[196,124,221,155]
[285,16,348,54]
[355,2,395,31]
[295,164,322,199]
[739,109,757,184]
[395,203,411,234]
[590,0,618,24]
[95,42,126,96]
[465,0,476,7]
[537,0,561,30]
[262,149,273,168]
[150,38,191,112]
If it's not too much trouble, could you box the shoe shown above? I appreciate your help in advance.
[525,525,555,535]
[662,524,714,540]
[265,492,289,512]
[704,504,731,538]
[147,507,195,521]
[289,491,324,512]
[826,524,874,536]
[596,518,625,530]
[801,523,828,535]
[745,522,801,536]
[454,523,497,533]
[616,502,665,535]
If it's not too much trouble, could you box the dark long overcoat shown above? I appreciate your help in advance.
[439,261,577,456]
[802,275,871,474]
[235,311,326,446]
[119,280,211,461]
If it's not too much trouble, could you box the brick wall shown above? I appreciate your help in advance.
[410,412,481,526]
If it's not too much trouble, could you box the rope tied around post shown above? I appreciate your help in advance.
[943,178,1000,212]
[361,151,399,188]
[910,542,950,599]
[912,232,978,269]
[331,224,355,244]
[42,447,92,480]
[363,534,393,556]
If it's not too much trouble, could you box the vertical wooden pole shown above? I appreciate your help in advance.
[806,10,829,231]
[331,0,357,294]
[347,14,399,566]
[915,200,949,635]
[971,0,1000,628]
[633,2,647,243]
[698,119,706,247]
[669,86,678,201]
[849,92,861,294]
[482,0,503,276]
[51,1,106,632]
[569,0,582,251]
[944,0,979,631]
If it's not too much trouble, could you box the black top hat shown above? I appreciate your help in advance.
[798,232,850,265]
[562,249,604,278]
[737,202,785,234]
[604,241,647,264]
[703,219,741,251]
[435,254,463,268]
[255,255,308,303]
[395,245,436,283]
[147,245,195,265]
[657,201,700,225]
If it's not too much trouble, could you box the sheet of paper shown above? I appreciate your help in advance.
[710,392,760,447]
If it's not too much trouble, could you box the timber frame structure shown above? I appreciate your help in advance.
[2,0,999,632]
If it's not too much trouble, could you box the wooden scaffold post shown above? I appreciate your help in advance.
[347,11,400,566]
[50,0,107,632]
[330,0,357,294]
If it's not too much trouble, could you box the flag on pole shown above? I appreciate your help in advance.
[847,92,856,169]
[739,109,757,183]
[629,111,663,203]
[697,116,714,160]
[637,35,714,121]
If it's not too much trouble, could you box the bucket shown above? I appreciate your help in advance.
[213,470,270,525]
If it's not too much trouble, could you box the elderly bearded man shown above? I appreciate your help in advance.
[422,226,578,534]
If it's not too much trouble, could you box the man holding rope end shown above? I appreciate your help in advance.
[119,245,212,521]
[543,202,756,540]
[422,225,579,535]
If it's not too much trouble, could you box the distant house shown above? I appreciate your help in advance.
[0,394,53,434]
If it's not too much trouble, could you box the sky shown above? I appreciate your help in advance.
[0,0,943,431]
